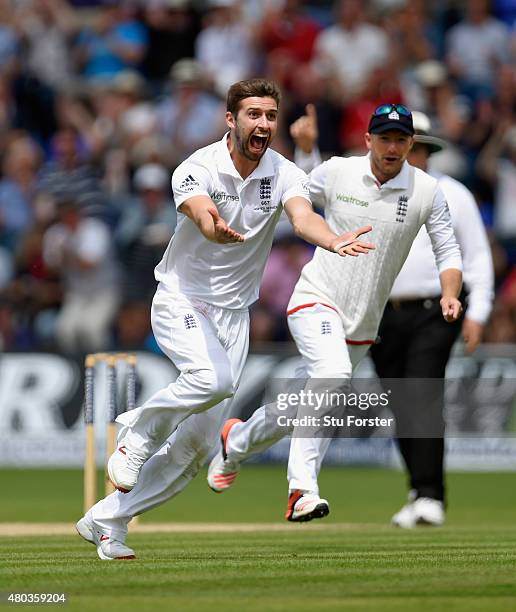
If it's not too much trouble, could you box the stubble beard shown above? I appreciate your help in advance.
[234,123,267,162]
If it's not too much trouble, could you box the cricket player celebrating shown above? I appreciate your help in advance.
[207,103,464,522]
[76,78,373,560]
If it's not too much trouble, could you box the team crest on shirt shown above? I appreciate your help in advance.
[255,177,275,213]
[396,195,408,222]
[184,314,198,330]
[321,320,332,335]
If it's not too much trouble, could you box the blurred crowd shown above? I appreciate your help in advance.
[0,0,515,354]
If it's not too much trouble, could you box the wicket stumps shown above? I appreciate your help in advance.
[83,352,138,514]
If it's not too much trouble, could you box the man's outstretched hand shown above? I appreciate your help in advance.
[330,225,375,257]
[207,207,245,244]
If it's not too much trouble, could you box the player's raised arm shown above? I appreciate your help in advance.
[284,196,374,257]
[179,196,245,244]
[290,104,322,174]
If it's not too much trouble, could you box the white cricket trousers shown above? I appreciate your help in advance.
[90,284,249,540]
[227,304,370,495]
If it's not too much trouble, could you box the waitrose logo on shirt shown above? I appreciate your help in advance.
[211,190,240,204]
[336,194,369,207]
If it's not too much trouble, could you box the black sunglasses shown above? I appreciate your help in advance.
[373,104,412,117]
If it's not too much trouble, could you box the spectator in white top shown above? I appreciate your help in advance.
[195,0,256,97]
[446,0,510,101]
[15,0,79,90]
[371,111,494,528]
[312,0,390,102]
[155,59,226,167]
[43,199,120,353]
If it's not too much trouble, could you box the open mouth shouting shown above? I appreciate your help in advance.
[383,155,400,165]
[248,132,269,156]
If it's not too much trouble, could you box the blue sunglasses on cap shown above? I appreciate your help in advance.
[373,104,412,117]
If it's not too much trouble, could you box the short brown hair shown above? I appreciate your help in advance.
[226,79,281,115]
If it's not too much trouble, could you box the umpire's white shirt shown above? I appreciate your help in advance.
[390,172,494,324]
[289,155,462,343]
[155,134,310,309]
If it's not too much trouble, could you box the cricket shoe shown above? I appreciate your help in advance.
[413,497,445,527]
[391,489,418,528]
[76,515,136,560]
[207,418,242,492]
[391,502,416,528]
[285,490,330,522]
[392,493,444,528]
[107,444,146,493]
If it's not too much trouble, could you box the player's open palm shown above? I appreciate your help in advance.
[331,225,375,257]
[208,208,245,244]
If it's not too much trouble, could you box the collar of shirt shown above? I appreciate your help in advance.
[362,153,410,190]
[216,132,275,182]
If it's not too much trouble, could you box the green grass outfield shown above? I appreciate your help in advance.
[1,466,515,611]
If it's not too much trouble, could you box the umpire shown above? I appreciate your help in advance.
[370,112,494,528]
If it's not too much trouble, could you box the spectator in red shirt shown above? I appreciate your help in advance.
[258,0,320,89]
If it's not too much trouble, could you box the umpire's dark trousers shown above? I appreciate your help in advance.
[370,296,462,503]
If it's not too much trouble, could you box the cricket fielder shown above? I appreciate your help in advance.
[207,103,464,522]
[76,78,373,559]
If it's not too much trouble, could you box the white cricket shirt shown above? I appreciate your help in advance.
[155,134,310,309]
[288,155,462,343]
[390,172,494,324]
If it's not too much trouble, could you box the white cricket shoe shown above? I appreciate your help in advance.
[413,497,445,526]
[207,418,242,493]
[285,490,330,522]
[107,444,146,493]
[391,502,416,528]
[76,515,136,560]
[392,489,417,528]
[392,494,444,528]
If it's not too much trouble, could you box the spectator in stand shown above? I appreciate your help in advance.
[286,65,341,158]
[105,70,156,153]
[477,121,516,261]
[75,3,148,83]
[446,0,510,102]
[195,0,255,96]
[1,192,61,349]
[115,163,176,303]
[383,0,438,71]
[37,126,107,217]
[155,59,225,167]
[338,65,403,153]
[257,0,320,89]
[0,135,42,252]
[14,0,79,91]
[312,0,390,103]
[142,0,200,88]
[406,61,470,179]
[462,64,516,160]
[42,199,120,354]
